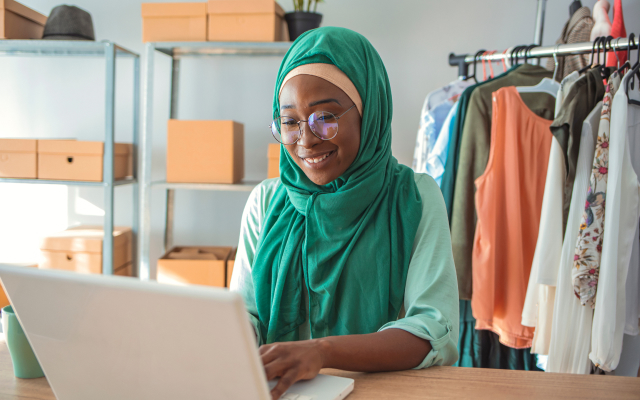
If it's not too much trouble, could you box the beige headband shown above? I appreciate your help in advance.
[279,63,363,116]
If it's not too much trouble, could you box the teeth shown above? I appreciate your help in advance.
[305,152,331,164]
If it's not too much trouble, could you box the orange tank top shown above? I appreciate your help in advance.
[471,86,553,349]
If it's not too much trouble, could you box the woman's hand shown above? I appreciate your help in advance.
[260,339,329,400]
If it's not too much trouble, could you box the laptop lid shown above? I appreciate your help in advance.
[0,264,271,400]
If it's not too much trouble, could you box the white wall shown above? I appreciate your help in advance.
[0,0,638,375]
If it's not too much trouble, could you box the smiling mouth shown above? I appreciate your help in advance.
[299,150,335,169]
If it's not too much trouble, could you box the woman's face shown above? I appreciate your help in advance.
[279,75,361,186]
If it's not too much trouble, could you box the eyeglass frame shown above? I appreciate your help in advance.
[270,104,357,145]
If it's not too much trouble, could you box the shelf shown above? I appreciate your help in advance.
[151,180,260,192]
[0,40,138,58]
[0,178,137,186]
[150,41,292,57]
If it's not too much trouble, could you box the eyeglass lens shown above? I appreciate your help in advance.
[272,111,339,144]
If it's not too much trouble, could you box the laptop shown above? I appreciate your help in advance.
[0,264,354,400]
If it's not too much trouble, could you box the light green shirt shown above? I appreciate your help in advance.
[231,173,459,368]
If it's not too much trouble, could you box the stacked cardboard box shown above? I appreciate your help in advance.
[158,246,234,288]
[0,139,133,181]
[39,226,133,276]
[142,0,287,43]
[0,0,47,40]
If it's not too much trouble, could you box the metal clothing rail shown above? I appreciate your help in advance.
[449,37,638,78]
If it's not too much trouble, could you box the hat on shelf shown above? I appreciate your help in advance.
[42,5,95,41]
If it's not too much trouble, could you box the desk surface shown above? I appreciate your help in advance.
[1,340,639,400]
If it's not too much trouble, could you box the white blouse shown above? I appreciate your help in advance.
[590,70,640,372]
[522,72,579,355]
[546,101,602,374]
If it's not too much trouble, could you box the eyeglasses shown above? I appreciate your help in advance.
[270,104,356,145]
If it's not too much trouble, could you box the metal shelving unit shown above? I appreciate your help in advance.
[0,40,140,275]
[139,41,291,281]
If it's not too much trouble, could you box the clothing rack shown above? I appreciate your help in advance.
[449,37,638,79]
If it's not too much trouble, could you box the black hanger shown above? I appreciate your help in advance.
[569,0,582,17]
[469,50,486,83]
[578,37,601,74]
[511,45,525,66]
[627,33,640,106]
[616,33,635,75]
[524,45,539,64]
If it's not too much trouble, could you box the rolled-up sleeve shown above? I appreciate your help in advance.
[230,178,282,346]
[379,174,460,368]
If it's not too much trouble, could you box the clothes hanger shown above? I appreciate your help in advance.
[569,0,582,17]
[516,45,560,97]
[487,51,497,79]
[510,46,523,66]
[523,44,539,64]
[626,33,640,106]
[615,33,634,75]
[578,37,601,74]
[599,36,613,80]
[469,50,486,83]
[481,51,489,81]
[552,44,561,82]
[501,49,509,72]
[607,36,620,70]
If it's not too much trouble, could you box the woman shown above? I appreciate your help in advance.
[231,27,459,399]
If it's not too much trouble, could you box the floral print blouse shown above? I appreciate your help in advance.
[572,74,621,308]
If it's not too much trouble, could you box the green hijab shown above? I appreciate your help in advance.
[252,27,422,343]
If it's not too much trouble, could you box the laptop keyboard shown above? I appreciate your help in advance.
[280,394,314,400]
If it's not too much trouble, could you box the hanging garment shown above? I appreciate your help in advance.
[606,0,627,67]
[572,74,621,308]
[427,102,458,186]
[440,66,521,221]
[522,71,580,355]
[547,102,603,374]
[450,63,554,300]
[546,7,595,82]
[550,68,606,232]
[471,86,553,349]
[413,80,471,174]
[590,70,640,372]
[590,0,612,41]
[455,300,541,371]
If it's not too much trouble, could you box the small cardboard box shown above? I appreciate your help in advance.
[158,246,232,287]
[207,0,287,42]
[267,143,280,179]
[0,264,37,309]
[0,139,37,179]
[167,120,244,184]
[0,0,47,39]
[226,247,236,288]
[37,140,132,182]
[39,226,133,275]
[141,2,207,43]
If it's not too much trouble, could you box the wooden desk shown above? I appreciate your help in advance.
[1,339,638,400]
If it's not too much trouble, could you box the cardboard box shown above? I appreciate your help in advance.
[268,143,280,179]
[0,139,37,178]
[207,0,287,42]
[0,0,47,39]
[141,2,207,43]
[39,226,132,275]
[158,246,232,287]
[37,140,132,182]
[167,120,244,184]
[0,264,37,309]
[226,248,236,288]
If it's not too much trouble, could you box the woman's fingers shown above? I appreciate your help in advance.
[261,343,287,366]
[263,358,291,381]
[270,368,299,400]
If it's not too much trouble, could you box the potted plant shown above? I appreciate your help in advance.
[284,0,324,42]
